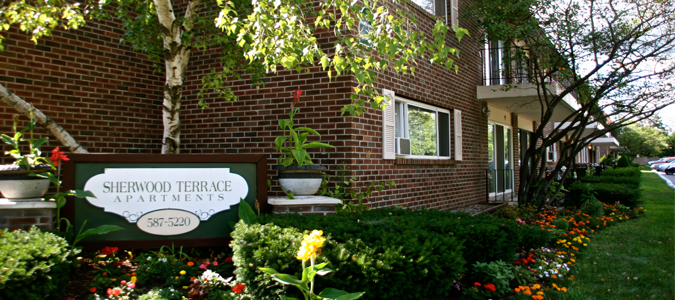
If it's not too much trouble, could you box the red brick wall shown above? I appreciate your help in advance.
[1,1,488,211]
[0,17,164,161]
[181,0,488,210]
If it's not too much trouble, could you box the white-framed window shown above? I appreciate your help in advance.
[394,98,451,159]
[411,0,448,18]
[547,144,557,162]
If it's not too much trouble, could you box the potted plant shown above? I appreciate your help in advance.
[274,90,334,196]
[0,113,53,199]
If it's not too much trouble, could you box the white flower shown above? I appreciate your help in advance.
[147,256,152,261]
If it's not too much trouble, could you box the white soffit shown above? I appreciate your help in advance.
[478,82,579,122]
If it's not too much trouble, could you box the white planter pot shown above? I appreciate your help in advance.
[278,178,323,196]
[274,165,327,197]
[0,178,51,199]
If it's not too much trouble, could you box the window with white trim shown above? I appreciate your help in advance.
[411,0,448,18]
[546,145,557,162]
[394,98,451,158]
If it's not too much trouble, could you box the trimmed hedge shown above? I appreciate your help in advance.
[569,167,641,207]
[232,208,550,300]
[0,227,79,300]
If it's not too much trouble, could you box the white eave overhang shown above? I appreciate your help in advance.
[553,121,604,138]
[590,136,620,147]
[477,82,580,122]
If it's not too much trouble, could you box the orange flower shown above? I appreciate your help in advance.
[50,147,70,166]
[90,287,97,293]
[187,261,195,267]
[532,295,544,300]
[474,282,482,287]
[484,283,496,292]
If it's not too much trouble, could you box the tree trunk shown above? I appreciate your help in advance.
[0,83,88,153]
[154,0,202,154]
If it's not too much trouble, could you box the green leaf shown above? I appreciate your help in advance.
[32,136,49,149]
[73,225,124,246]
[296,127,321,136]
[316,268,332,276]
[291,149,308,167]
[272,273,304,286]
[0,134,16,147]
[301,142,335,149]
[238,198,257,224]
[336,292,365,300]
[317,288,365,300]
[68,190,95,198]
[259,267,280,275]
[280,296,300,300]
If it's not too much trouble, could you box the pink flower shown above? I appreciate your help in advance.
[200,264,207,270]
[213,261,218,266]
[120,280,127,285]
[128,282,135,289]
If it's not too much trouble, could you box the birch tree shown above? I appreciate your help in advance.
[467,0,674,207]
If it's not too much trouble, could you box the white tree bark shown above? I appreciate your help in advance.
[0,83,88,153]
[154,0,202,154]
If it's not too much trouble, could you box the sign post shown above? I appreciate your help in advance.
[61,154,268,249]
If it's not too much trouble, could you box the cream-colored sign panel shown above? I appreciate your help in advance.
[83,168,248,223]
[137,209,201,235]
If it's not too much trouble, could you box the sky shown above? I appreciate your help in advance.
[659,103,676,132]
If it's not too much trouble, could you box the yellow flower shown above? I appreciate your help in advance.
[562,287,568,292]
[130,276,138,283]
[296,230,326,262]
[183,286,189,289]
[532,284,540,290]
[179,270,186,275]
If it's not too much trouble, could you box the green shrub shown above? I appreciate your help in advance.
[492,204,539,222]
[581,199,605,217]
[234,208,524,300]
[0,227,79,299]
[517,225,555,250]
[552,218,570,231]
[470,260,515,296]
[566,182,598,208]
[587,183,641,207]
[616,155,631,168]
[579,175,640,187]
[600,167,641,178]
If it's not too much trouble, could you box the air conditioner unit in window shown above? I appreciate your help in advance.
[396,137,411,155]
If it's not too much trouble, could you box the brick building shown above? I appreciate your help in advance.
[1,0,494,227]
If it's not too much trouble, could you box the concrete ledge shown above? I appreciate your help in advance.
[269,196,341,215]
[0,198,56,209]
[269,196,342,206]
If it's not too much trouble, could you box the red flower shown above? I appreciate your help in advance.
[232,283,246,294]
[106,288,120,296]
[50,147,70,167]
[100,246,118,256]
[89,287,97,293]
[292,89,302,103]
[225,256,233,263]
[484,283,496,292]
[474,282,482,287]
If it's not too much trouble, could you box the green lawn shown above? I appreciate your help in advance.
[553,171,675,299]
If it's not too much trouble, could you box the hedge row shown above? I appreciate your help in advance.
[231,208,554,300]
[568,167,641,207]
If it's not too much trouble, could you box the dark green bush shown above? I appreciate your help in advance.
[566,182,598,208]
[600,167,641,178]
[517,225,554,250]
[616,155,631,168]
[233,208,523,300]
[579,175,640,187]
[0,227,79,299]
[587,183,641,207]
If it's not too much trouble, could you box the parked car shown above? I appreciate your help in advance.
[665,164,674,175]
[656,161,673,172]
[648,157,671,166]
[651,157,674,170]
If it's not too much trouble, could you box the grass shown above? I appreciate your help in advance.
[553,170,675,300]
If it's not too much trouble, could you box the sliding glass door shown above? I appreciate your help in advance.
[488,122,513,195]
